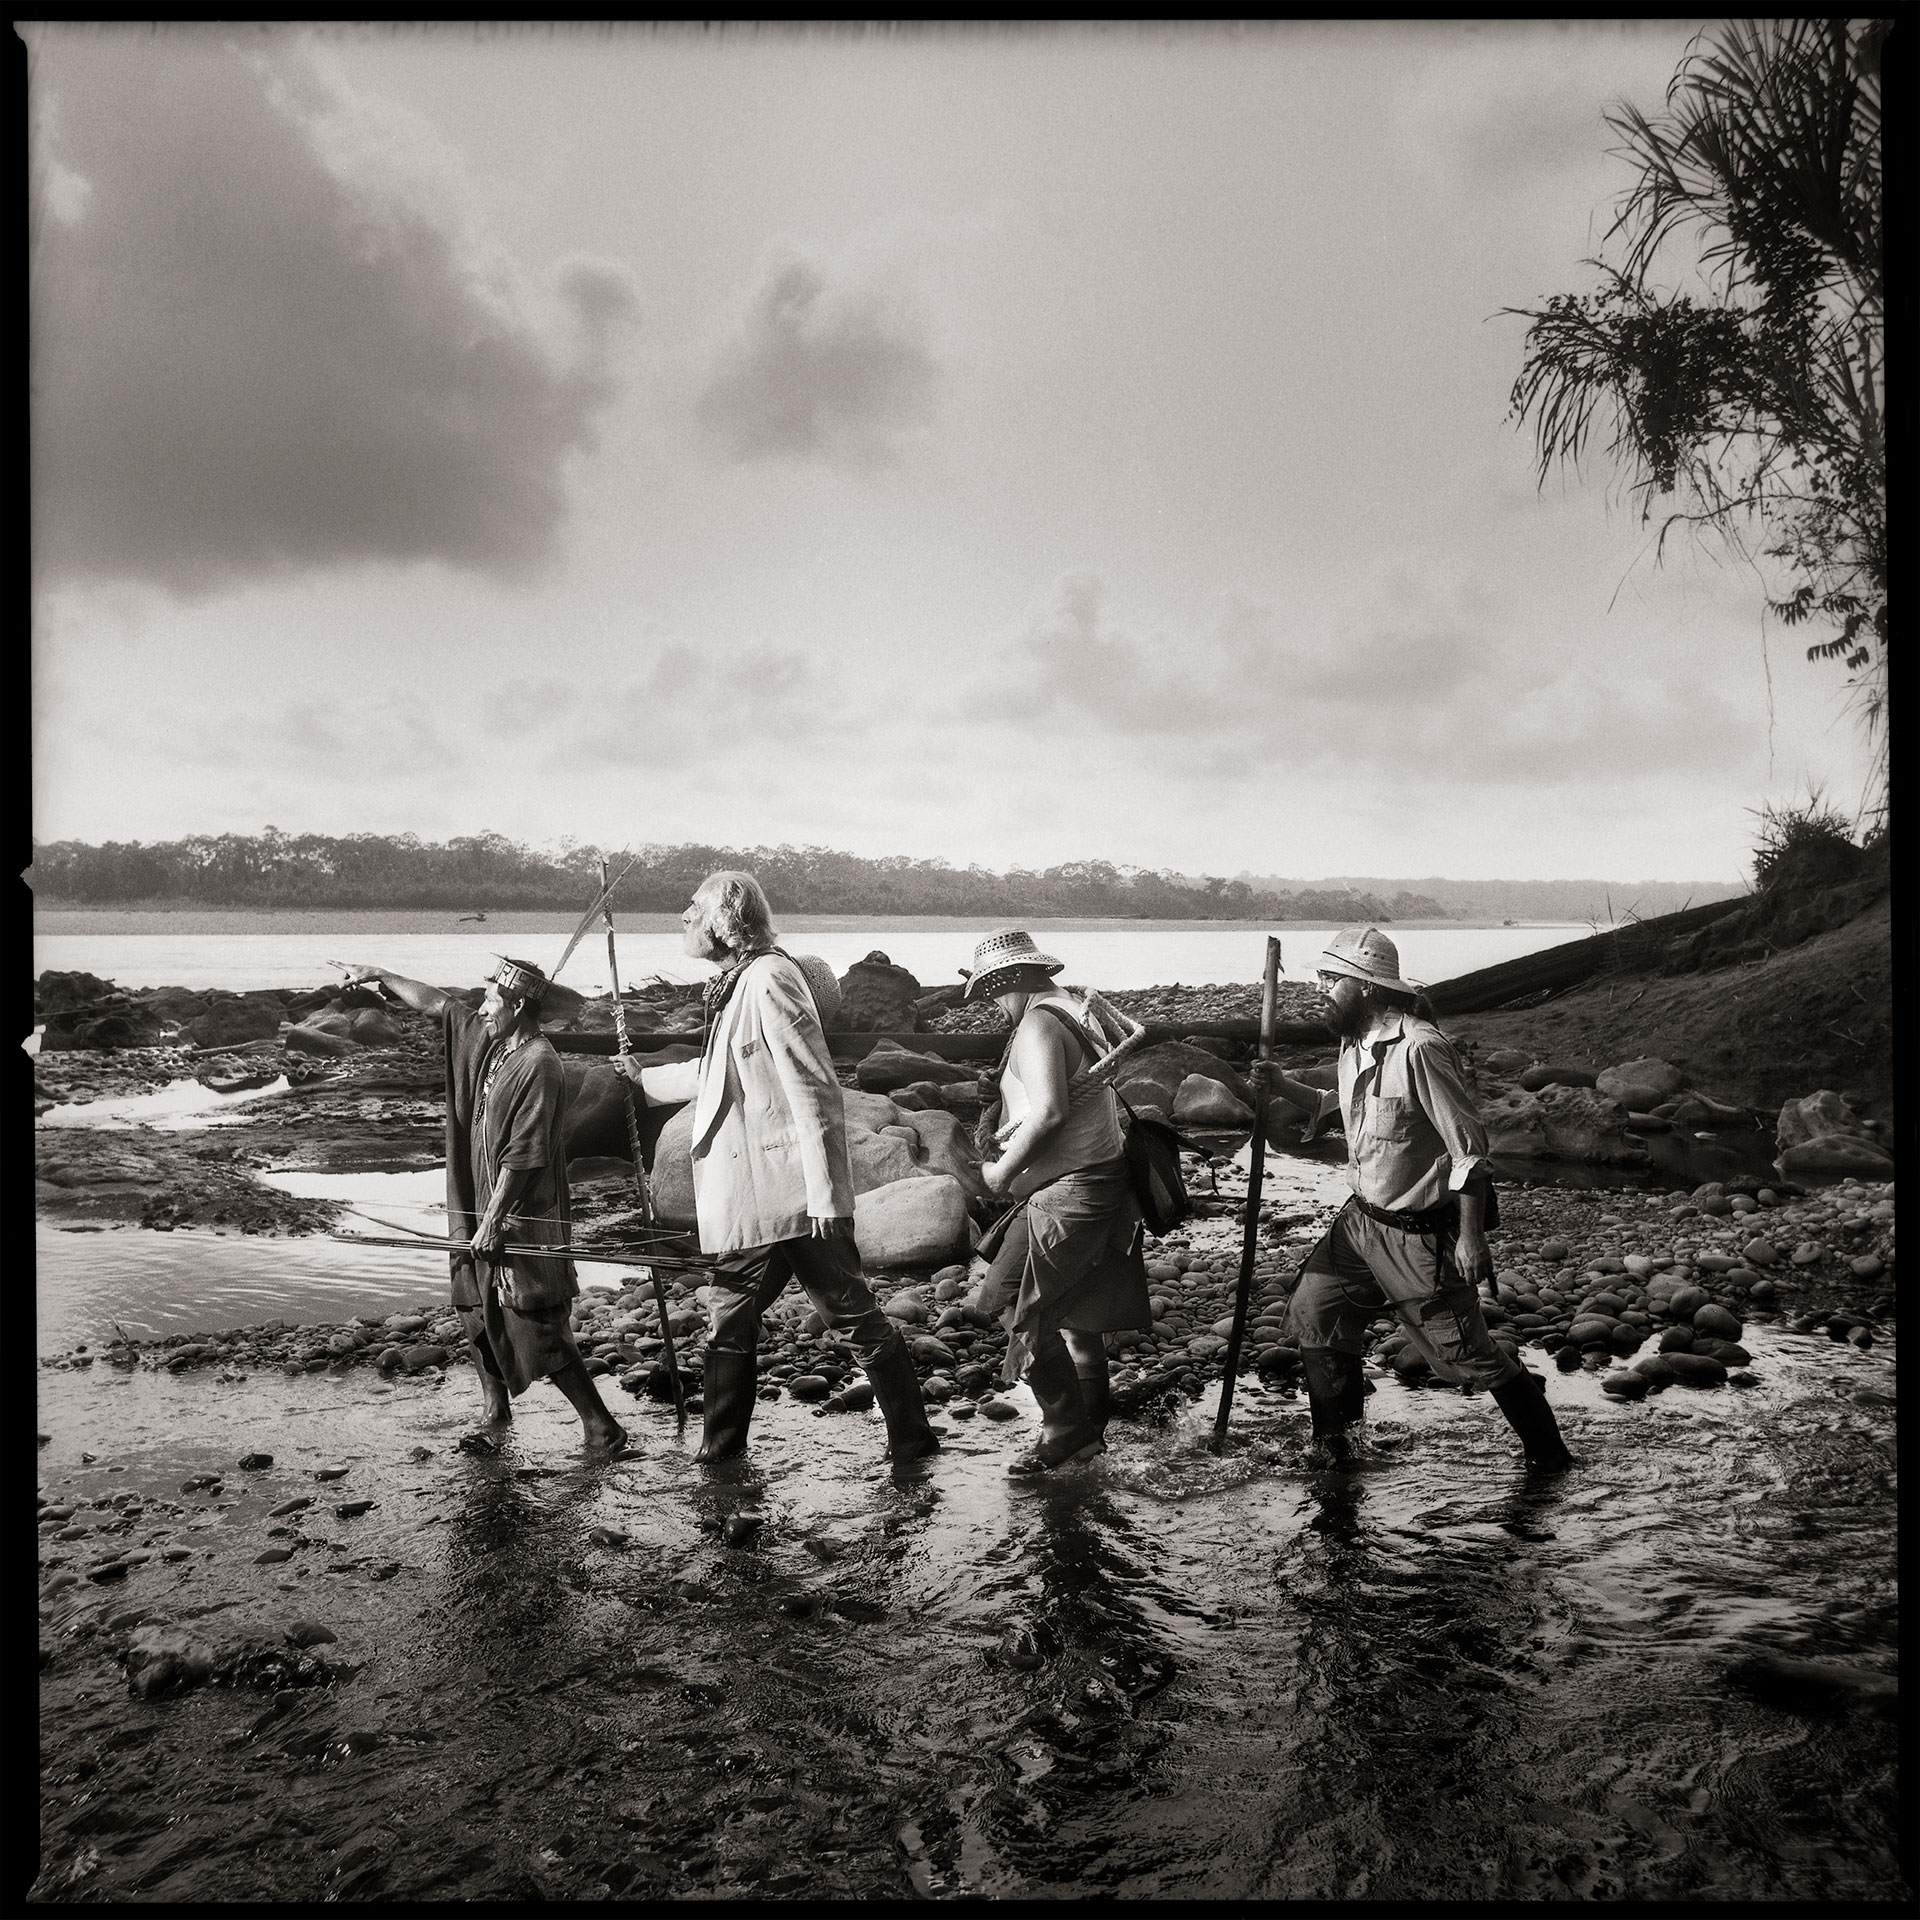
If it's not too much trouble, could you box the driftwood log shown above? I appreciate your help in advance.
[1421,897,1748,1017]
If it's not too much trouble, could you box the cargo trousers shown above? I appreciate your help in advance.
[1290,1197,1522,1392]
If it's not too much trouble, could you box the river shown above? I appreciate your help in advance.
[34,915,1601,997]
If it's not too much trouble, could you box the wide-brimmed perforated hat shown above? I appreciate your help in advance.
[1317,926,1422,993]
[960,928,1065,1000]
[487,954,551,1003]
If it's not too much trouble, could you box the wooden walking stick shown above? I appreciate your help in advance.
[1210,935,1282,1454]
[598,857,689,1430]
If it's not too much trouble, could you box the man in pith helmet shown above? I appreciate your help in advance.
[338,954,628,1451]
[1252,926,1573,1472]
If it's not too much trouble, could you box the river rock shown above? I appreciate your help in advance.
[1666,1285,1709,1318]
[855,1176,971,1266]
[1484,1048,1533,1073]
[1692,1303,1743,1340]
[895,1108,987,1197]
[978,1398,1019,1421]
[346,1007,403,1046]
[1692,1339,1751,1366]
[1596,1058,1685,1112]
[285,1620,338,1648]
[836,954,924,1033]
[122,1626,216,1700]
[1741,1239,1780,1267]
[1778,1136,1895,1179]
[1776,1089,1872,1152]
[1566,1316,1619,1346]
[850,1126,923,1191]
[185,996,285,1049]
[1601,1371,1650,1399]
[1518,1063,1599,1092]
[285,1023,360,1059]
[1657,1327,1695,1353]
[1115,1042,1253,1117]
[856,1042,977,1094]
[1173,1075,1254,1128]
[1661,1351,1728,1388]
[786,1373,831,1402]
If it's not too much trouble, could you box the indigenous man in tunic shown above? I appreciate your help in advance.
[339,956,627,1451]
[611,871,939,1466]
[1252,927,1573,1473]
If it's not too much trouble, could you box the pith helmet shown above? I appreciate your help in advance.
[960,928,1065,1000]
[1318,926,1422,994]
[487,954,551,1003]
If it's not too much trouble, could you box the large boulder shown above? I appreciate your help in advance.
[836,953,924,1033]
[850,1125,925,1192]
[894,1106,987,1198]
[842,1088,904,1130]
[1482,1086,1647,1165]
[1779,1135,1894,1179]
[856,1041,977,1094]
[559,1049,696,1164]
[346,1007,403,1046]
[184,996,285,1050]
[34,969,118,1016]
[1776,1089,1872,1152]
[1116,1042,1253,1118]
[855,1175,971,1267]
[284,1023,360,1059]
[40,1006,171,1051]
[1173,1074,1254,1128]
[645,1083,985,1228]
[1595,1058,1686,1113]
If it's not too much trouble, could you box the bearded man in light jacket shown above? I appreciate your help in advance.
[616,870,939,1465]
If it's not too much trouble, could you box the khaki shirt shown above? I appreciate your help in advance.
[1304,1008,1490,1213]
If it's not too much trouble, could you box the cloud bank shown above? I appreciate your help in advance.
[697,240,941,468]
[29,30,639,593]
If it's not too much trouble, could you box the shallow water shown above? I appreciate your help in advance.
[35,921,1600,996]
[34,1315,1902,1902]
[38,1076,295,1132]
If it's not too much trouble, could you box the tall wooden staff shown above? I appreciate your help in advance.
[599,858,688,1430]
[1210,935,1282,1454]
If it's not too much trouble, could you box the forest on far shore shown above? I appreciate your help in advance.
[32,831,1463,922]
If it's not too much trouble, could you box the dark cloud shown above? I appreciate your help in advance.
[697,243,940,467]
[29,31,638,593]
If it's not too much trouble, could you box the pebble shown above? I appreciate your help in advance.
[285,1620,337,1647]
[978,1399,1020,1422]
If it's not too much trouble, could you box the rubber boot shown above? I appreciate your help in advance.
[695,1348,757,1464]
[1073,1360,1112,1450]
[1490,1369,1575,1472]
[1299,1347,1364,1467]
[862,1330,941,1463]
[1008,1337,1100,1476]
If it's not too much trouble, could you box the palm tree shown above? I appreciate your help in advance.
[1508,19,1886,811]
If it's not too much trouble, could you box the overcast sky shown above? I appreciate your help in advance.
[27,21,1877,883]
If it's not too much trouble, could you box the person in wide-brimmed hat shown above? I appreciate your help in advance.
[962,931,1152,1477]
[1252,926,1572,1473]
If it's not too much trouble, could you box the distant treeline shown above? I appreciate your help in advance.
[30,832,1455,922]
[1240,873,1747,923]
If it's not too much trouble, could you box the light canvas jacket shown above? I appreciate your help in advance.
[647,952,855,1255]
